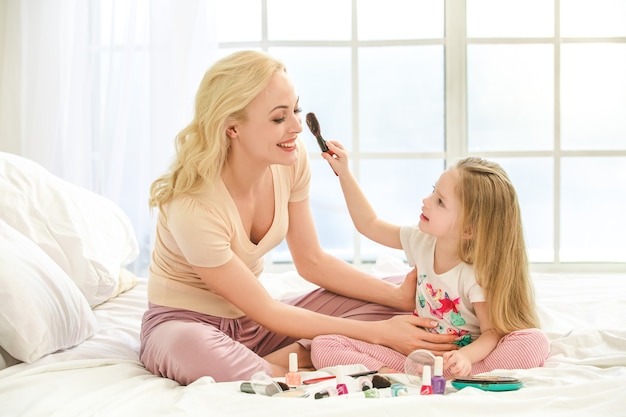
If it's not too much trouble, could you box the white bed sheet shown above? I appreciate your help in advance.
[2,258,626,417]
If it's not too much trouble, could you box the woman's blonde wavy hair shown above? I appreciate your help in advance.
[149,50,286,210]
[455,157,539,335]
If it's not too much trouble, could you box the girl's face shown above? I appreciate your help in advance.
[419,168,462,240]
[228,70,303,167]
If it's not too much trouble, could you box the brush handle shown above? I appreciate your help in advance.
[315,135,330,153]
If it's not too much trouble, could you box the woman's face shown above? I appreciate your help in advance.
[228,70,303,167]
[419,168,462,240]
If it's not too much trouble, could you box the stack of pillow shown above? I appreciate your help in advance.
[0,152,139,369]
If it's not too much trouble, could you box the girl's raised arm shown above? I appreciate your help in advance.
[323,140,402,250]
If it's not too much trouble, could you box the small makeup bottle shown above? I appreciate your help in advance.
[390,383,409,397]
[362,387,380,398]
[335,369,349,395]
[285,352,301,386]
[431,356,446,395]
[420,365,433,395]
[357,376,373,392]
[314,386,338,399]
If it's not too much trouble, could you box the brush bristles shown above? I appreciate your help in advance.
[306,112,320,136]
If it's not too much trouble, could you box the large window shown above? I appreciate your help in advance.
[97,0,626,273]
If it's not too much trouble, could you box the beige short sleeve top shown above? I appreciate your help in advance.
[148,140,310,318]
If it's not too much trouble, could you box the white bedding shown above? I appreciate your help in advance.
[2,258,626,417]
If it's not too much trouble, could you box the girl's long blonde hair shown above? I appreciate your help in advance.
[455,157,539,335]
[149,51,286,210]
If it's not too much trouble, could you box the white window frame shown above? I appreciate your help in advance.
[217,0,626,273]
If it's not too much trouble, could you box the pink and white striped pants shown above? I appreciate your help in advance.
[311,328,550,376]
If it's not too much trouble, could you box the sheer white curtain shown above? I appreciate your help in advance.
[0,0,218,274]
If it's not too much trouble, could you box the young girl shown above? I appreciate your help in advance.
[310,142,550,377]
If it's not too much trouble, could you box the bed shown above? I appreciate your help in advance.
[2,152,626,417]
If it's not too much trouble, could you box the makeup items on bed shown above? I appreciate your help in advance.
[336,384,349,395]
[419,365,433,395]
[314,386,382,400]
[357,376,373,391]
[304,370,376,386]
[314,386,339,399]
[285,352,301,386]
[361,388,380,398]
[245,371,309,398]
[404,349,436,385]
[451,376,522,392]
[431,356,446,394]
[371,374,392,389]
[321,368,349,396]
[345,388,381,399]
[239,381,255,394]
[303,375,337,385]
[347,370,378,378]
[241,381,290,395]
[390,383,409,397]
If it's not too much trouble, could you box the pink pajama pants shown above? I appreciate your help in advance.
[310,328,551,377]
[139,275,408,384]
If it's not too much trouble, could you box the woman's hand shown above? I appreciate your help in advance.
[372,314,459,356]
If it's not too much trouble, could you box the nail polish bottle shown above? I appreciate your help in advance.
[285,352,301,386]
[335,368,349,395]
[431,356,446,394]
[420,365,433,395]
[390,383,409,397]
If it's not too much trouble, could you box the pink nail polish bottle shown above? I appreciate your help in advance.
[285,352,301,386]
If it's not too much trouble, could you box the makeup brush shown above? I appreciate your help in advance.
[305,112,338,175]
[305,112,331,153]
[371,374,392,389]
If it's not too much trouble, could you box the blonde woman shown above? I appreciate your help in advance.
[140,50,458,384]
[311,145,550,377]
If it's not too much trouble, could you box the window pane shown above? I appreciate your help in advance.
[310,160,355,260]
[359,159,444,261]
[216,0,261,42]
[561,0,626,37]
[467,0,554,38]
[492,158,554,262]
[468,44,554,152]
[267,0,351,41]
[560,157,626,262]
[272,158,355,263]
[359,46,444,153]
[270,47,353,152]
[357,0,444,40]
[561,44,626,150]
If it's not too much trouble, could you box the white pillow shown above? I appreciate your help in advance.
[0,152,139,306]
[0,220,98,363]
[0,345,20,370]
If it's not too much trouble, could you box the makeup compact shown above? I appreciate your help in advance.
[451,376,522,392]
